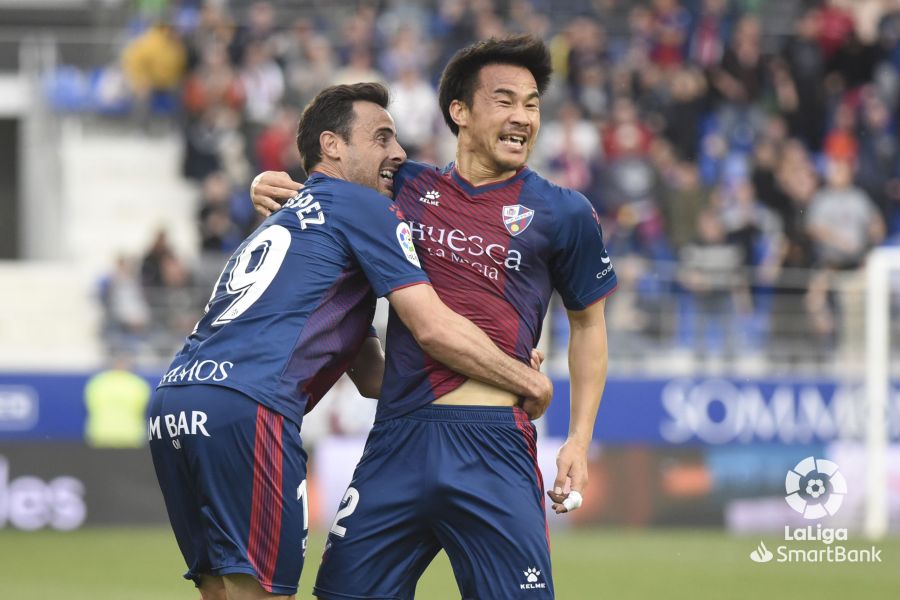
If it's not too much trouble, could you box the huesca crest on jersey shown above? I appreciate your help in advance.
[502,204,534,236]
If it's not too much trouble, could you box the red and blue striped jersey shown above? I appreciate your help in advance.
[158,174,429,426]
[376,161,617,421]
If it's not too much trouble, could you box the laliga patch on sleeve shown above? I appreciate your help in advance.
[396,222,421,268]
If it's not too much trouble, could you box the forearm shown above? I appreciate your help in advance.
[419,308,544,399]
[347,337,385,399]
[566,317,608,445]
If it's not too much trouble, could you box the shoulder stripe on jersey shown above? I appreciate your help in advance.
[248,405,284,592]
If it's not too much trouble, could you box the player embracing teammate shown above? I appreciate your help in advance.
[149,81,552,600]
[253,35,617,599]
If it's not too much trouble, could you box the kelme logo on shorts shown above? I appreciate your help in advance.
[520,567,546,590]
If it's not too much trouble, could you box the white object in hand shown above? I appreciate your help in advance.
[562,490,583,512]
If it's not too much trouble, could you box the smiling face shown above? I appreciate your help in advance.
[341,100,406,197]
[454,63,541,176]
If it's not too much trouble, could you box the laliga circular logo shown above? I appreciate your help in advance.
[784,456,847,520]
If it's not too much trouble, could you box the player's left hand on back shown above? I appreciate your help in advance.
[250,171,304,216]
[548,437,589,514]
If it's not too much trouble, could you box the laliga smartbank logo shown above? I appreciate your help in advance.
[784,456,846,519]
[749,456,882,564]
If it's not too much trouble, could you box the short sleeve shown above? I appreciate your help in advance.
[336,188,430,298]
[551,191,618,310]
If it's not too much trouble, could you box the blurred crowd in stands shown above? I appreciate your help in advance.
[91,0,900,370]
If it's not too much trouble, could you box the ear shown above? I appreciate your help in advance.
[449,99,468,131]
[319,130,344,161]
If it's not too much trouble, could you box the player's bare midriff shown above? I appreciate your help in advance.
[432,379,518,408]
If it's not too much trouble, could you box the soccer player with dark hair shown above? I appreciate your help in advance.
[253,35,616,599]
[149,81,552,600]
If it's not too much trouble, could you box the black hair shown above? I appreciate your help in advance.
[296,82,390,172]
[438,35,552,136]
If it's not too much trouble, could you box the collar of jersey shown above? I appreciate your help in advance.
[447,163,530,196]
[306,171,332,183]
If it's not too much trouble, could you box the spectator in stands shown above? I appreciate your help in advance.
[566,17,609,99]
[855,90,900,226]
[650,0,690,69]
[663,161,710,253]
[181,2,234,71]
[662,66,708,161]
[389,65,442,160]
[687,0,731,70]
[141,229,175,289]
[283,26,336,109]
[827,28,881,98]
[84,354,151,448]
[602,96,654,160]
[379,25,428,81]
[80,0,900,371]
[239,40,285,129]
[805,158,886,349]
[334,8,378,65]
[182,43,245,119]
[535,101,598,193]
[807,159,885,271]
[815,0,856,60]
[136,229,198,358]
[150,251,197,358]
[120,22,186,120]
[780,8,828,150]
[197,172,243,255]
[254,105,302,177]
[767,165,819,364]
[625,5,656,67]
[228,0,278,66]
[712,15,768,140]
[677,208,744,362]
[99,256,150,358]
[332,46,385,86]
[283,33,335,109]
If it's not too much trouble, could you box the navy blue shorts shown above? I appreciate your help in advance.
[313,405,553,600]
[149,384,308,595]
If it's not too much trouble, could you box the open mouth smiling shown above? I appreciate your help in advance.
[499,134,527,147]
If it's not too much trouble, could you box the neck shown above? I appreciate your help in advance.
[310,162,344,180]
[454,137,518,186]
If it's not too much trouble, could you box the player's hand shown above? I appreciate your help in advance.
[251,171,303,217]
[521,371,552,421]
[547,437,589,514]
[529,348,544,370]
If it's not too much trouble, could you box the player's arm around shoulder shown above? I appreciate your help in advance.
[250,171,303,216]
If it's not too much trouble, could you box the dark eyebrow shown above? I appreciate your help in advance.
[493,87,540,102]
[373,126,395,137]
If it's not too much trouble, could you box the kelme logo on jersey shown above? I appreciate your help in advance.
[396,223,421,268]
[418,190,440,206]
[502,204,535,236]
[520,567,547,590]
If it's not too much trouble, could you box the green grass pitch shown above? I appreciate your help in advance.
[0,527,897,599]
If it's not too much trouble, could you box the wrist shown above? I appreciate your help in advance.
[565,433,591,449]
